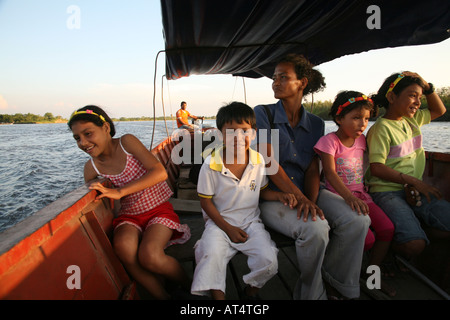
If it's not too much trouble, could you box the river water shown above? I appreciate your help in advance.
[0,119,449,233]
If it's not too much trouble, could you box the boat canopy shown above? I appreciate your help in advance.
[161,0,450,79]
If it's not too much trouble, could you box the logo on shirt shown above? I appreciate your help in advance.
[249,180,257,191]
[336,157,363,185]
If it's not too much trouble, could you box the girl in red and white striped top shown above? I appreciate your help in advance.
[69,105,190,300]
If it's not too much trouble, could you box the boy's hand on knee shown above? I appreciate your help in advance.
[225,225,248,243]
[410,179,442,203]
[278,192,298,209]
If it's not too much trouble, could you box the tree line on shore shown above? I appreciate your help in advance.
[2,87,449,124]
[0,113,216,124]
[0,112,65,124]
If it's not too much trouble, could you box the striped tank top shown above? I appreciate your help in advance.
[90,138,173,215]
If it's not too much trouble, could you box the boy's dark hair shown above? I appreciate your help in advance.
[68,105,116,137]
[216,102,256,131]
[277,54,326,95]
[370,72,426,109]
[329,91,377,125]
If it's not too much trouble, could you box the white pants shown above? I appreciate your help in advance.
[191,220,278,297]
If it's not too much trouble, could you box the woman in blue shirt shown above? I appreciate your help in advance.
[255,54,370,300]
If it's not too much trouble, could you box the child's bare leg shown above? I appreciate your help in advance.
[138,223,191,290]
[211,289,225,300]
[113,224,170,299]
[369,240,396,297]
[244,285,259,297]
[392,239,426,260]
[369,240,391,267]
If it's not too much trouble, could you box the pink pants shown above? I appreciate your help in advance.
[364,201,394,251]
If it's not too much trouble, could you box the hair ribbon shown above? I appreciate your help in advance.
[385,74,405,98]
[336,95,372,115]
[70,109,106,123]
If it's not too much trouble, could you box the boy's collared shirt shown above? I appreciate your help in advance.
[197,147,268,229]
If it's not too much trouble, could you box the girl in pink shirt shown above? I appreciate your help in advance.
[314,91,395,296]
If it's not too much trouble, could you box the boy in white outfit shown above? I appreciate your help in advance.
[191,102,297,299]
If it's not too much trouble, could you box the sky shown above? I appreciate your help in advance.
[1,0,449,120]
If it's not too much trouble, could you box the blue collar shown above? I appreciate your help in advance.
[273,100,312,132]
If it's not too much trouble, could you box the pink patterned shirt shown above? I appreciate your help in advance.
[314,132,367,194]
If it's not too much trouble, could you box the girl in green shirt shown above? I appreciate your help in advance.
[366,71,450,260]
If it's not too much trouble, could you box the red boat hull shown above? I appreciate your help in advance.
[0,183,136,299]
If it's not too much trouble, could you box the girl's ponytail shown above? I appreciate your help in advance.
[304,68,326,96]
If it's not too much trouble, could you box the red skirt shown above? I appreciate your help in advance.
[113,201,190,248]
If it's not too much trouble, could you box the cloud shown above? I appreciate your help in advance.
[0,95,8,110]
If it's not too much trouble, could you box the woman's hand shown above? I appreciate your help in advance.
[295,193,325,222]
